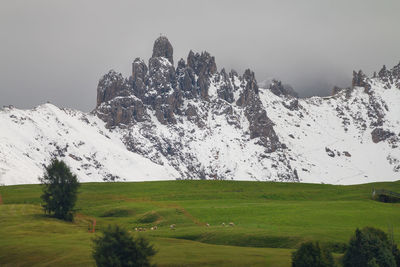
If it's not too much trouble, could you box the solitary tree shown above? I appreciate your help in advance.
[39,159,80,221]
[292,241,335,267]
[93,225,156,267]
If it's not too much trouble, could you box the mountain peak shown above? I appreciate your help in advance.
[152,36,174,65]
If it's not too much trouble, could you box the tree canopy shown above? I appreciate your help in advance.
[343,227,396,267]
[39,159,80,221]
[93,225,156,267]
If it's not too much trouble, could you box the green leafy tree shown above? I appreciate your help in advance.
[392,244,400,267]
[39,159,80,221]
[292,241,335,267]
[93,225,156,267]
[343,227,396,267]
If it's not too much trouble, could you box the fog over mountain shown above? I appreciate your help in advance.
[1,0,399,111]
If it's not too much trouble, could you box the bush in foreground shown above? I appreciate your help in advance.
[39,159,80,221]
[292,241,334,267]
[93,225,156,267]
[343,227,396,267]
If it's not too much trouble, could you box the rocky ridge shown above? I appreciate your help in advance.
[0,37,399,185]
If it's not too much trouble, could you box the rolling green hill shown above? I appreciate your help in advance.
[1,180,399,266]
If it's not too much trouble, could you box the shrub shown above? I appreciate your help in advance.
[39,159,80,221]
[292,241,335,267]
[343,227,396,267]
[93,225,156,267]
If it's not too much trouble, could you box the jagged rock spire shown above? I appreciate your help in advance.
[378,65,389,79]
[352,70,370,90]
[152,36,174,65]
[187,50,217,76]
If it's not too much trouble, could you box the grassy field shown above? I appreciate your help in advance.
[1,180,400,266]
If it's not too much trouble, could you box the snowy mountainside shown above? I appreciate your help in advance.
[1,36,399,185]
[260,80,400,184]
[0,104,179,185]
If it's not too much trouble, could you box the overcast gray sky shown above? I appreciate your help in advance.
[1,0,399,111]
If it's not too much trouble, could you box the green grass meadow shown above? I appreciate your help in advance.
[1,180,400,266]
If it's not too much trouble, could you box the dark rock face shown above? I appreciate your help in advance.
[176,58,197,99]
[236,69,259,106]
[187,50,217,100]
[237,70,280,152]
[216,68,234,103]
[392,62,400,79]
[352,70,371,91]
[268,80,298,98]
[332,86,343,95]
[131,58,148,99]
[147,57,180,124]
[96,70,130,107]
[376,63,400,89]
[371,128,395,143]
[187,50,217,76]
[96,71,148,128]
[95,37,281,152]
[96,96,148,128]
[152,36,174,65]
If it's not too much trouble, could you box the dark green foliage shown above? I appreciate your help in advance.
[367,258,380,267]
[292,241,334,267]
[322,242,348,254]
[392,244,400,267]
[92,225,156,267]
[343,227,396,267]
[39,159,80,221]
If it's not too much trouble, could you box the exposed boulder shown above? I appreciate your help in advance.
[152,36,174,65]
[371,128,395,143]
[283,99,300,111]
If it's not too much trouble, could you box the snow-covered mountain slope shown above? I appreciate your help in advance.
[0,104,179,185]
[1,37,399,185]
[260,82,400,184]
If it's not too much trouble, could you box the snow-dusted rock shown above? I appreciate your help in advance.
[0,37,399,185]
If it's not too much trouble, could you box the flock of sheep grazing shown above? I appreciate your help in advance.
[134,226,158,232]
[134,222,235,232]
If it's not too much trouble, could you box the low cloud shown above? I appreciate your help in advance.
[0,0,399,110]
